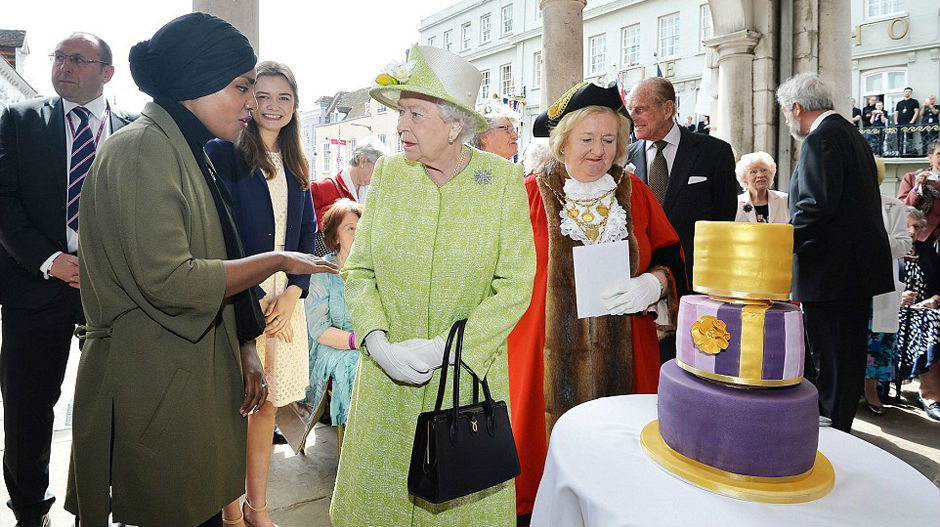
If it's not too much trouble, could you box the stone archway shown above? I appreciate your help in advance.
[704,0,852,186]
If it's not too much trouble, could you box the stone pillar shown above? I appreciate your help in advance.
[193,0,260,55]
[817,0,851,117]
[539,0,586,108]
[705,29,762,158]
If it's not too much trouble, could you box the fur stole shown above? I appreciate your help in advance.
[536,160,641,431]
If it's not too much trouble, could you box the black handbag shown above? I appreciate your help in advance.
[407,319,521,504]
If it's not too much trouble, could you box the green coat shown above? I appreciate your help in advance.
[64,102,246,526]
[331,149,536,527]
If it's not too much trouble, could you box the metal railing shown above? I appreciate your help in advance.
[858,123,940,158]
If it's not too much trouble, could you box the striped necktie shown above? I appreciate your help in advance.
[649,140,669,203]
[68,106,95,231]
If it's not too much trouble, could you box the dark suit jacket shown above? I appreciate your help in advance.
[205,139,317,298]
[0,96,135,309]
[788,113,893,302]
[628,125,737,284]
[311,171,355,230]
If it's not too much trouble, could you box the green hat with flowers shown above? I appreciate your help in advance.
[370,44,488,132]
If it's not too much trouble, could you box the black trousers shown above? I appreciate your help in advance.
[1,287,83,520]
[801,299,870,433]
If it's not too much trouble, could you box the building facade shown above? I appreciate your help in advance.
[850,0,940,188]
[419,0,938,193]
[0,29,36,109]
[311,88,401,180]
[419,0,717,146]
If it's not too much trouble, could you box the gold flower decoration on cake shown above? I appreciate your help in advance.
[690,315,731,355]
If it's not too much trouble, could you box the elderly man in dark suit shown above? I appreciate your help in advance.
[0,32,135,527]
[627,78,737,288]
[777,72,894,433]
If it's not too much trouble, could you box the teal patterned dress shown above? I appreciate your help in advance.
[330,148,536,527]
[304,251,359,424]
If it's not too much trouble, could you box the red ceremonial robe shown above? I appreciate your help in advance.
[507,165,685,517]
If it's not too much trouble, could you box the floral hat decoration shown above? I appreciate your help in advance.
[370,44,488,132]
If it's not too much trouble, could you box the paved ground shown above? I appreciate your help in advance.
[1,340,937,527]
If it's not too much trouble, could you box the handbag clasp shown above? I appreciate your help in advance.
[471,418,478,433]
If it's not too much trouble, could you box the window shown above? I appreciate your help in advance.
[589,34,607,75]
[865,0,905,18]
[348,138,357,153]
[427,35,436,47]
[533,51,542,87]
[321,142,330,171]
[658,12,681,59]
[500,63,513,96]
[536,4,542,19]
[862,69,907,116]
[397,137,403,152]
[501,4,513,35]
[377,102,387,114]
[621,24,640,67]
[377,133,387,146]
[461,22,472,51]
[699,4,713,51]
[479,69,491,102]
[443,30,453,51]
[480,14,492,43]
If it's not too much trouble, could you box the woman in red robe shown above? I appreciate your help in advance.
[507,81,688,522]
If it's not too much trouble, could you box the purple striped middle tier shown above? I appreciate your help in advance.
[676,295,804,387]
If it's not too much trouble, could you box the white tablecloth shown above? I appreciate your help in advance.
[531,395,939,527]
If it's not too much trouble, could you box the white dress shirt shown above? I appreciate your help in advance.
[40,94,112,278]
[644,122,682,175]
[809,110,839,133]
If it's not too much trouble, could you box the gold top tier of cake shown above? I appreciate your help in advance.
[692,221,793,301]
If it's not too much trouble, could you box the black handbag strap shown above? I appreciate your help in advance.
[434,320,496,424]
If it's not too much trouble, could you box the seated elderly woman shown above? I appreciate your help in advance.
[330,45,535,526]
[303,199,362,442]
[734,151,789,223]
[470,99,520,160]
[896,207,940,421]
[506,80,687,521]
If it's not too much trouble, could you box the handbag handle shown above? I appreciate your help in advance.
[433,320,497,438]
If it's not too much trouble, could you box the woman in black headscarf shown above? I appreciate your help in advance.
[64,13,336,527]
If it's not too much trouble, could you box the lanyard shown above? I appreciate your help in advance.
[67,104,110,147]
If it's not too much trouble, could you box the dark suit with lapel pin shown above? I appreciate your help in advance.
[628,124,738,286]
[0,96,135,520]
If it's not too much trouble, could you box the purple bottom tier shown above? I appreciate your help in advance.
[657,359,819,477]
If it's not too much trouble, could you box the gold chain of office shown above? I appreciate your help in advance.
[539,171,625,242]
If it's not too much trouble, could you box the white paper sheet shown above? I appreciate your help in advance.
[572,240,631,318]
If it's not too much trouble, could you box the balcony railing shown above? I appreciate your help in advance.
[859,123,939,158]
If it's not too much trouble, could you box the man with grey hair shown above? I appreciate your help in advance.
[312,136,389,228]
[777,72,893,432]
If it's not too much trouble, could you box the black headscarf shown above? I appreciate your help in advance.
[130,12,265,343]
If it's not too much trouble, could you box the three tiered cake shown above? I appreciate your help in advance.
[641,221,835,503]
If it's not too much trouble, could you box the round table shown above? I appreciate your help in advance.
[531,395,938,527]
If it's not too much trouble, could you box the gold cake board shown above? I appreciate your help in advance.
[640,420,835,504]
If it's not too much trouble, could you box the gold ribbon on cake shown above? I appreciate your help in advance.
[640,421,835,503]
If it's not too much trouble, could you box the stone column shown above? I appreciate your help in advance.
[193,0,260,55]
[539,0,586,108]
[817,0,851,117]
[704,29,762,157]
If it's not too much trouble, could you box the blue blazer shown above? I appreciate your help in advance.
[205,139,317,298]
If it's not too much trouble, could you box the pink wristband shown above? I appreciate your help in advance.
[348,332,356,350]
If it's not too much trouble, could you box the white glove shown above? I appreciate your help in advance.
[364,331,432,385]
[398,336,450,369]
[603,273,662,315]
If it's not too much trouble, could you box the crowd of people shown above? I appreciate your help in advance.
[856,87,940,156]
[0,11,937,527]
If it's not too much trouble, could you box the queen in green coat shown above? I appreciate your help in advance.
[330,45,536,527]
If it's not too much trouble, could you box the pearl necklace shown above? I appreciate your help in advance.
[424,145,468,182]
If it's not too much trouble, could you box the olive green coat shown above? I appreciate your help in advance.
[64,102,246,526]
[331,150,536,526]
